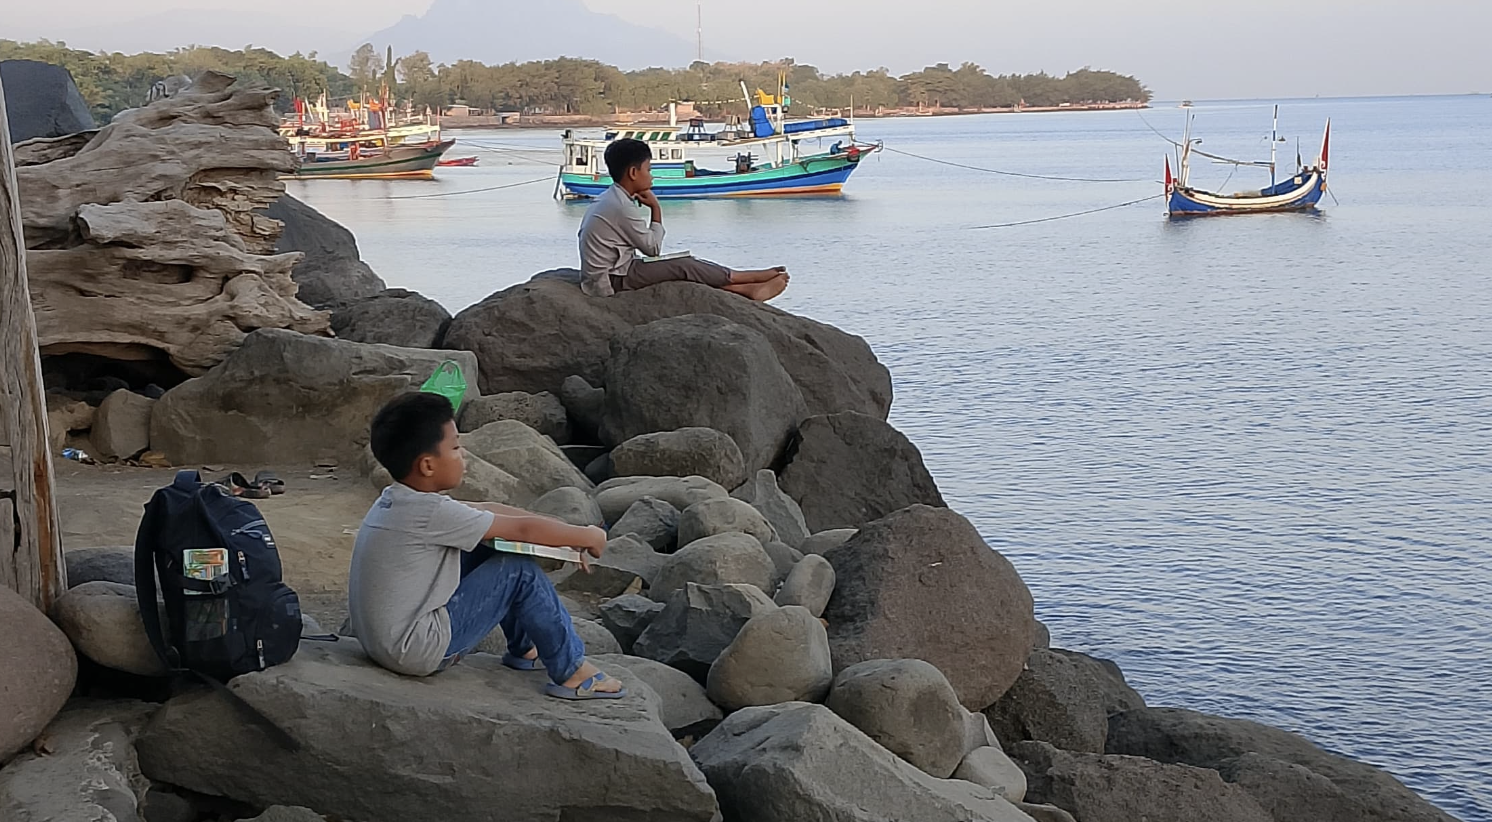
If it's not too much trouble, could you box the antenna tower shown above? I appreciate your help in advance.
[696,2,703,63]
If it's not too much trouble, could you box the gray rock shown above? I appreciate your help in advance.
[609,496,680,553]
[825,658,968,778]
[447,453,524,505]
[774,553,835,617]
[441,276,891,420]
[152,329,479,466]
[136,640,717,822]
[598,594,666,653]
[330,288,452,349]
[529,486,603,527]
[1013,740,1273,822]
[46,393,94,453]
[677,497,776,547]
[611,427,747,489]
[50,581,169,677]
[265,194,386,311]
[558,375,605,440]
[730,469,810,549]
[599,315,809,472]
[963,710,1003,757]
[824,506,1035,711]
[140,787,199,822]
[633,582,777,681]
[596,475,730,524]
[1216,752,1367,822]
[0,586,77,763]
[237,807,326,822]
[800,528,857,555]
[1012,801,1077,822]
[64,546,134,586]
[1106,707,1456,822]
[693,702,1032,822]
[1,59,95,142]
[955,746,1028,801]
[583,452,613,484]
[595,653,723,739]
[985,649,1146,754]
[650,532,777,602]
[460,419,593,505]
[780,411,947,532]
[459,391,571,444]
[560,443,608,470]
[573,618,623,655]
[1032,619,1051,651]
[92,389,155,461]
[707,605,833,711]
[0,699,157,822]
[556,534,664,599]
[761,540,802,590]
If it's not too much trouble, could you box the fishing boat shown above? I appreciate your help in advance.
[1165,106,1330,217]
[558,80,880,198]
[283,139,456,180]
[437,156,480,167]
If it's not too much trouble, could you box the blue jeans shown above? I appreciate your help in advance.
[440,547,585,686]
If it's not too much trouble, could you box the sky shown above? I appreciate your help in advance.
[6,0,1490,100]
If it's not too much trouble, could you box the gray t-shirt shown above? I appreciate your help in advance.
[347,483,494,676]
[577,184,665,297]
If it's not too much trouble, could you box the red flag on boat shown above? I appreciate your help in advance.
[1319,119,1331,173]
[1164,156,1174,193]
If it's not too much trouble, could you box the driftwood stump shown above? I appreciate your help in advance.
[14,71,329,375]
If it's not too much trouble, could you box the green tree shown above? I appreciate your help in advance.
[348,43,382,88]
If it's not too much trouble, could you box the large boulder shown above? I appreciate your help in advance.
[597,476,728,525]
[64,546,134,586]
[1,60,95,142]
[136,640,718,822]
[1012,741,1273,822]
[825,658,968,778]
[822,506,1035,711]
[692,703,1032,822]
[0,700,157,821]
[706,605,834,710]
[774,552,835,617]
[650,533,777,602]
[528,486,603,527]
[984,649,1146,754]
[555,534,664,599]
[558,375,605,439]
[632,582,777,681]
[599,315,808,473]
[677,497,776,547]
[442,276,891,419]
[91,388,155,461]
[595,653,723,739]
[609,497,681,553]
[0,586,78,764]
[780,411,946,532]
[1216,752,1369,822]
[730,470,809,549]
[1106,707,1457,822]
[50,581,169,677]
[611,427,747,489]
[598,594,666,653]
[458,391,571,443]
[330,288,452,349]
[459,420,592,505]
[800,528,857,556]
[956,746,1028,802]
[264,194,386,310]
[152,329,479,466]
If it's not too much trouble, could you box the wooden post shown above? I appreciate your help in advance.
[0,73,67,609]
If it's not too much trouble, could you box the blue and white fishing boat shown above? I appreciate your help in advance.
[1165,107,1330,217]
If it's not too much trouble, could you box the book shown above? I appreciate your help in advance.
[639,250,692,264]
[489,538,587,564]
[182,548,229,596]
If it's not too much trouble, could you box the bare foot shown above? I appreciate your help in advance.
[731,267,789,285]
[562,660,623,692]
[520,647,538,661]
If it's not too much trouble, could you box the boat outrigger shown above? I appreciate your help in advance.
[559,80,880,198]
[1165,106,1330,217]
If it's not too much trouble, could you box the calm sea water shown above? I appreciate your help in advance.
[289,95,1492,821]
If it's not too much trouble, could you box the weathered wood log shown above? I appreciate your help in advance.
[0,73,66,608]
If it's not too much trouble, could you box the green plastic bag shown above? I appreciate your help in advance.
[419,360,467,414]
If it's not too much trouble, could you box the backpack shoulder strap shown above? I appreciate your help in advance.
[135,486,179,671]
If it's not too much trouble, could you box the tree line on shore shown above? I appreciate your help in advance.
[2,38,1150,122]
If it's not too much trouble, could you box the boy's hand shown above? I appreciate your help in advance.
[574,525,607,574]
[634,189,660,209]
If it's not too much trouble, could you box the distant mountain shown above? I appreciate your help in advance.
[39,9,363,59]
[361,0,698,69]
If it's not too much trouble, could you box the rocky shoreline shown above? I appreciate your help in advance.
[0,65,1464,822]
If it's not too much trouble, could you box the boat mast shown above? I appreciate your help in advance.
[1179,111,1193,188]
[1270,104,1279,187]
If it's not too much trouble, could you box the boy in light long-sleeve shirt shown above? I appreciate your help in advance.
[577,138,790,300]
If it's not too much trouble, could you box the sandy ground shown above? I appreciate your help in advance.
[51,460,380,628]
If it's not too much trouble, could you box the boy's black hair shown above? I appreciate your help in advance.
[370,392,455,480]
[605,138,652,182]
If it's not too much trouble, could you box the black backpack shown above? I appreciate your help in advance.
[134,470,304,681]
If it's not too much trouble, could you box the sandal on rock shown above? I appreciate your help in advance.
[253,470,286,495]
[228,472,272,499]
[501,652,544,672]
[545,671,626,701]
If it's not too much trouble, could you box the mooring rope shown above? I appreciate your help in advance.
[965,193,1166,229]
[375,175,557,200]
[881,145,1154,184]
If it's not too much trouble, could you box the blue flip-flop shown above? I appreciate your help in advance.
[501,652,544,671]
[545,671,627,700]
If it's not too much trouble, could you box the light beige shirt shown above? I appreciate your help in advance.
[577,184,664,296]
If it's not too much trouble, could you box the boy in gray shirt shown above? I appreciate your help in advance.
[577,137,791,300]
[347,392,625,699]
